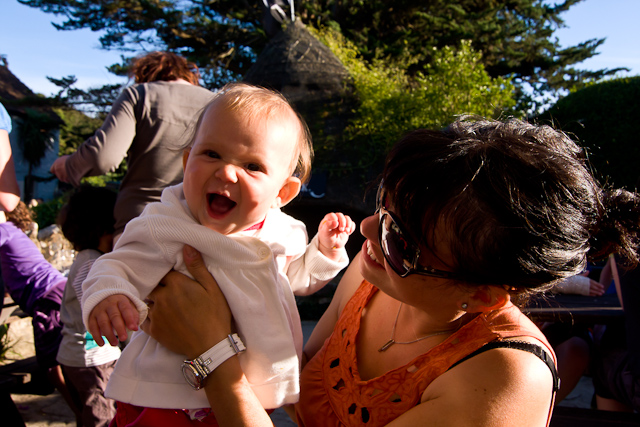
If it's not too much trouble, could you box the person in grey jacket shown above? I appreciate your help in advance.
[50,51,214,240]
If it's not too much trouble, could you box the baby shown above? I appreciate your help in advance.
[81,82,355,423]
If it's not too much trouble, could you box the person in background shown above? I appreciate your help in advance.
[0,101,21,302]
[50,51,214,241]
[592,247,640,412]
[143,117,640,426]
[0,102,20,216]
[56,185,121,427]
[0,201,77,417]
[82,83,355,426]
[542,272,605,402]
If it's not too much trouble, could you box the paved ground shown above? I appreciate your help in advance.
[6,318,592,426]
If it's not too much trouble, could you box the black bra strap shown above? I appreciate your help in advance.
[448,340,560,393]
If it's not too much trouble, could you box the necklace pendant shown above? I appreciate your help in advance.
[378,339,395,352]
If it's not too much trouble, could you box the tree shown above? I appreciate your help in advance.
[16,108,59,201]
[299,0,623,112]
[537,76,640,191]
[53,107,104,156]
[20,0,268,87]
[48,75,123,115]
[19,0,621,110]
[52,106,126,188]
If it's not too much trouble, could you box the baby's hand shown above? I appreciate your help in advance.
[318,212,356,260]
[588,279,606,296]
[87,294,139,347]
[579,270,606,296]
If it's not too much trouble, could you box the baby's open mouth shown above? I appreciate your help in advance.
[207,193,237,215]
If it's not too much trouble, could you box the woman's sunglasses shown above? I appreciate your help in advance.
[376,185,465,280]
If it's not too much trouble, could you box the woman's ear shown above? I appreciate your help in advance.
[462,285,510,313]
[273,177,302,208]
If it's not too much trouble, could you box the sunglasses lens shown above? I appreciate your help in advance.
[380,214,413,276]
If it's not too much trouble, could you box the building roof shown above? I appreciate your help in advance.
[0,63,35,102]
[0,63,62,123]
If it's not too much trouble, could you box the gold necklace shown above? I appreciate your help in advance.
[378,303,457,352]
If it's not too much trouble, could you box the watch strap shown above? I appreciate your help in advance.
[189,333,246,378]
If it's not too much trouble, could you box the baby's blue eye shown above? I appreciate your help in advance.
[205,151,220,159]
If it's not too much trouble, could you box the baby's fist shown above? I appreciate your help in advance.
[318,212,356,258]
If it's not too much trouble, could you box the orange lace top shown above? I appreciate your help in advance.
[295,280,556,426]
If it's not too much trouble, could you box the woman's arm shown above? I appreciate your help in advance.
[52,88,138,186]
[0,129,20,212]
[142,245,274,426]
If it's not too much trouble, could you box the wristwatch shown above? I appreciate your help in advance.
[182,333,246,390]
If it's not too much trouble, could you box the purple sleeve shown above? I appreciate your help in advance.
[0,222,66,313]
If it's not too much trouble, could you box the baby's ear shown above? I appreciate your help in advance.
[274,177,302,208]
[182,148,191,171]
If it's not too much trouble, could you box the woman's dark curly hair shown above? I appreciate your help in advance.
[381,117,640,300]
[57,185,117,251]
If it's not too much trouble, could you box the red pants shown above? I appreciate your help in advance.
[110,402,220,427]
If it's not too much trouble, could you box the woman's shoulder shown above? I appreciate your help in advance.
[419,335,555,426]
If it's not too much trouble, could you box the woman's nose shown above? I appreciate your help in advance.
[215,164,238,183]
[360,214,378,242]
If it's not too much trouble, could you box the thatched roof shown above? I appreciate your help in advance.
[243,19,351,104]
[0,64,62,123]
[0,64,35,102]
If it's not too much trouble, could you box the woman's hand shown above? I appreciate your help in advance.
[141,245,232,359]
[50,155,70,183]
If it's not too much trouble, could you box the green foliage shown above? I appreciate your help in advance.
[312,27,515,172]
[53,107,104,155]
[81,172,126,188]
[53,107,127,187]
[538,76,640,190]
[32,196,66,229]
[17,108,58,168]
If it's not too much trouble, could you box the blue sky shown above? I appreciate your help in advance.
[1,0,639,97]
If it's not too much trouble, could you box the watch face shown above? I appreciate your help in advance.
[182,363,202,389]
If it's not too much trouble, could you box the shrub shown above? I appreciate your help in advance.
[311,27,516,174]
[539,76,640,190]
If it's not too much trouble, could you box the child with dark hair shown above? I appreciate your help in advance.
[56,185,121,427]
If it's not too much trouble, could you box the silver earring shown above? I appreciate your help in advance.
[461,303,468,310]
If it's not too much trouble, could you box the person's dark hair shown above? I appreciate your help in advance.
[382,116,640,298]
[6,201,34,233]
[129,51,201,86]
[57,185,117,251]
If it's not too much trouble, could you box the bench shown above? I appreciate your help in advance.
[551,406,640,426]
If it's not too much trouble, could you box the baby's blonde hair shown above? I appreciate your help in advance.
[187,82,313,184]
